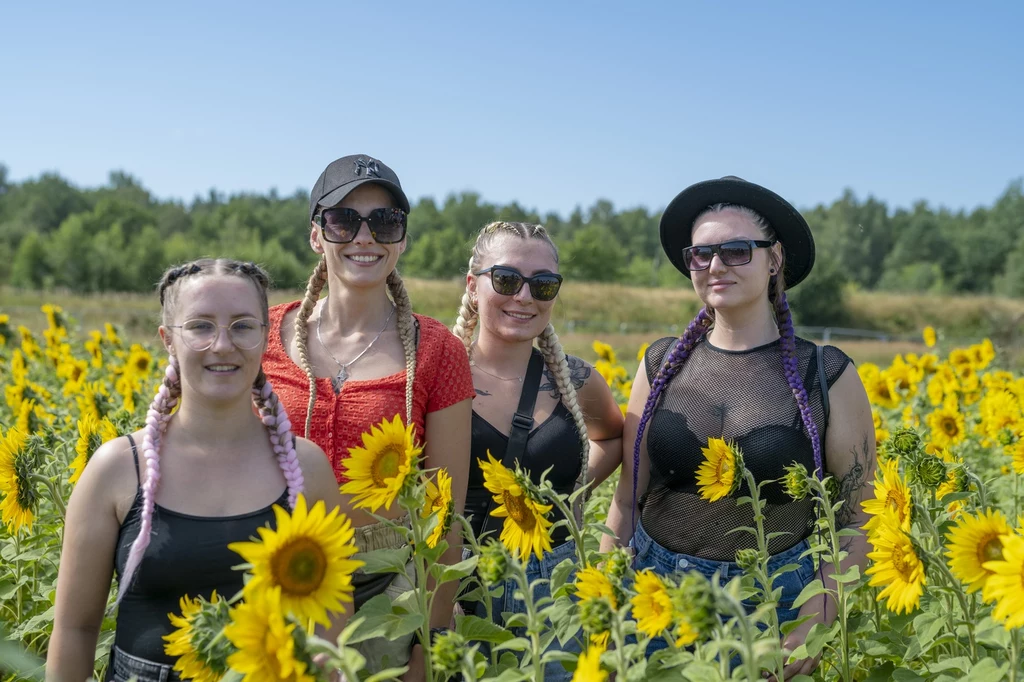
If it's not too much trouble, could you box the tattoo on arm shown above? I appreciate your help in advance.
[475,388,491,397]
[835,435,869,533]
[539,355,592,399]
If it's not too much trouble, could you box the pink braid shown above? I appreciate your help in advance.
[115,356,181,605]
[252,371,305,508]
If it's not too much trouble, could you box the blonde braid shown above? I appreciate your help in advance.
[452,257,479,358]
[536,323,590,517]
[387,269,417,423]
[295,256,328,437]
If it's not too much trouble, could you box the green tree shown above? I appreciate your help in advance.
[559,225,622,282]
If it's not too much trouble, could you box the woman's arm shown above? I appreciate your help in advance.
[782,364,876,678]
[599,361,653,553]
[577,365,625,487]
[47,438,134,682]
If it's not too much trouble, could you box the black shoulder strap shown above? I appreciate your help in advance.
[481,349,545,537]
[126,433,141,486]
[817,344,830,443]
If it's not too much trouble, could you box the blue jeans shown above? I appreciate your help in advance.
[631,520,817,654]
[105,646,181,682]
[464,540,581,682]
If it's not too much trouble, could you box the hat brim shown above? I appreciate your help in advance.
[659,178,815,288]
[311,178,411,221]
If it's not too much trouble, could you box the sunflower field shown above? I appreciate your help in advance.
[2,308,1024,682]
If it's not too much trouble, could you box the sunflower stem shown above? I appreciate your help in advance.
[1010,627,1020,682]
[31,472,65,518]
[741,469,783,680]
[14,532,22,623]
[544,487,587,568]
[917,499,976,656]
[720,589,761,682]
[810,475,853,681]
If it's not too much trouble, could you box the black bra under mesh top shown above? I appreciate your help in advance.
[639,335,850,560]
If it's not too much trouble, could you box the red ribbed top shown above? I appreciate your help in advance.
[262,301,474,483]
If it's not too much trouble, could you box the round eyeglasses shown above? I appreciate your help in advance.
[166,318,267,351]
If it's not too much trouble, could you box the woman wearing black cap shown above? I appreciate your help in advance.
[262,155,474,679]
[601,177,875,677]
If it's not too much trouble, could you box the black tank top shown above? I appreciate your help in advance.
[112,435,288,664]
[640,335,851,561]
[467,402,583,547]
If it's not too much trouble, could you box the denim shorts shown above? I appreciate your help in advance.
[463,540,581,682]
[105,646,181,682]
[631,520,817,653]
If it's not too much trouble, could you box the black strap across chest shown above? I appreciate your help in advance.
[480,349,545,537]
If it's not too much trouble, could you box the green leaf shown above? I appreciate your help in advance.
[455,614,515,644]
[364,667,412,682]
[929,656,972,673]
[492,636,531,653]
[828,565,861,583]
[549,557,576,596]
[891,669,925,681]
[785,622,834,661]
[344,594,423,644]
[0,638,43,679]
[355,546,412,575]
[435,555,478,584]
[864,662,897,682]
[791,578,828,608]
[962,658,1010,682]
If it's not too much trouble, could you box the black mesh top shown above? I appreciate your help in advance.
[639,335,851,560]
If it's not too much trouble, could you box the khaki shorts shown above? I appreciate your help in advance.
[351,515,415,674]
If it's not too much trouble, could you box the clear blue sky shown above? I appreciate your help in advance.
[2,1,1021,217]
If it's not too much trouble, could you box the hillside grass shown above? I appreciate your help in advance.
[3,281,1022,369]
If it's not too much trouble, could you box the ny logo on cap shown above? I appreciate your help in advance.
[354,157,381,178]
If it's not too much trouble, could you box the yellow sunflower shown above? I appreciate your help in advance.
[228,495,363,627]
[1011,441,1024,475]
[571,641,607,682]
[865,517,926,614]
[126,343,154,375]
[70,414,119,485]
[674,615,699,647]
[592,340,617,365]
[637,342,650,363]
[630,570,674,638]
[886,356,922,398]
[0,427,38,533]
[948,348,973,369]
[979,390,1021,442]
[164,592,227,682]
[224,587,314,682]
[696,437,742,502]
[923,326,937,348]
[945,509,1012,594]
[340,414,420,511]
[422,468,454,548]
[970,339,996,371]
[866,372,901,410]
[862,458,912,534]
[982,533,1024,629]
[926,372,949,407]
[927,405,966,449]
[478,452,553,561]
[575,565,618,608]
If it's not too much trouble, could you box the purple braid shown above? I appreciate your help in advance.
[252,370,305,508]
[631,307,713,533]
[116,355,181,605]
[771,281,824,478]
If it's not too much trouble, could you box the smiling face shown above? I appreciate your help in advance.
[469,233,560,344]
[310,183,406,291]
[159,274,268,403]
[689,207,782,313]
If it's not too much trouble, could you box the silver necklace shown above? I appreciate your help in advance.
[469,346,524,383]
[316,303,396,392]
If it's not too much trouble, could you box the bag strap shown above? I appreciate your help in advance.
[817,344,830,446]
[481,349,545,537]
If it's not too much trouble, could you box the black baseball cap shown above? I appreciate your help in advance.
[659,176,815,288]
[308,155,411,222]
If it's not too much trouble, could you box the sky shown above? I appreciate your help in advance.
[2,1,1022,217]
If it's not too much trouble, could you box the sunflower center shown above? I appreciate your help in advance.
[941,418,959,437]
[979,535,1004,564]
[891,545,910,577]
[271,538,327,596]
[502,490,535,531]
[884,490,907,521]
[715,456,729,481]
[370,446,404,487]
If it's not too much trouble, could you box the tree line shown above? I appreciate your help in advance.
[0,164,1021,325]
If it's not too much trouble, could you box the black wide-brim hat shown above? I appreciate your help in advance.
[309,154,411,222]
[659,176,815,288]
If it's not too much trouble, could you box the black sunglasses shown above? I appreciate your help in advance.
[473,266,563,301]
[314,207,408,244]
[682,239,777,271]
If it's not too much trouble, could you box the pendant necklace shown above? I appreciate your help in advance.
[316,303,396,392]
[469,345,524,383]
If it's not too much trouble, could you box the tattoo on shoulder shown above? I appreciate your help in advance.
[475,388,491,397]
[539,355,592,399]
[835,435,870,531]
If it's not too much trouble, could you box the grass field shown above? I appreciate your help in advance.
[3,280,1022,369]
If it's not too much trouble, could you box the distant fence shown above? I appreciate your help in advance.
[561,319,918,343]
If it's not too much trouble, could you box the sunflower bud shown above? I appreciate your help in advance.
[603,548,632,605]
[673,572,716,636]
[185,595,235,676]
[998,430,1016,447]
[782,462,811,501]
[823,475,841,503]
[476,540,508,587]
[948,464,971,493]
[734,548,761,572]
[579,596,614,637]
[430,630,466,677]
[914,454,947,489]
[889,428,922,456]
